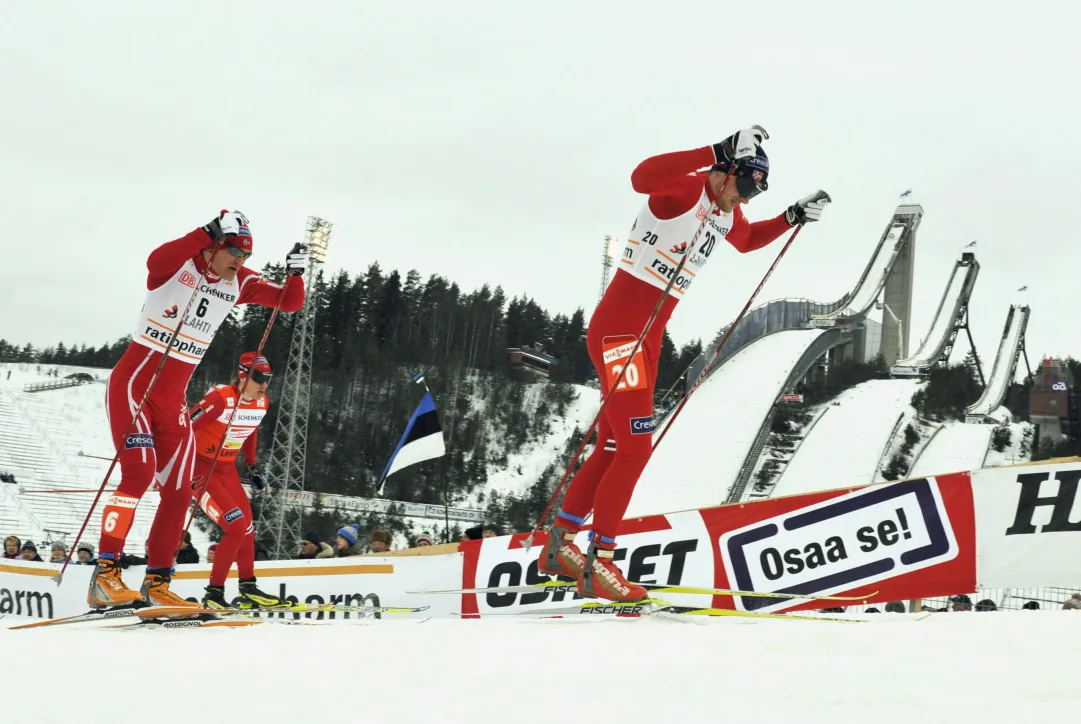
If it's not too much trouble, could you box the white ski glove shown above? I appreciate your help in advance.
[785,190,832,225]
[203,210,251,241]
[714,125,769,166]
[286,243,312,276]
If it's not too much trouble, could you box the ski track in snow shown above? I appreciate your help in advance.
[2,612,1080,722]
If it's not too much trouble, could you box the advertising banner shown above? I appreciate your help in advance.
[972,462,1081,587]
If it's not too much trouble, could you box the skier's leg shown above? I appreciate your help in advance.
[90,356,160,607]
[139,401,200,608]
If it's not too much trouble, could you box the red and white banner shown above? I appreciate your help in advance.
[460,472,977,616]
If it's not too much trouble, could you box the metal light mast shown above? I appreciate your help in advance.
[262,216,332,560]
[599,235,621,303]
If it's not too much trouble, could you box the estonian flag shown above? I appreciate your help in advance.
[377,378,446,495]
[900,189,912,199]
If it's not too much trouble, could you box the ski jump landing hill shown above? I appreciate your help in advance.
[907,302,1031,477]
[628,203,925,518]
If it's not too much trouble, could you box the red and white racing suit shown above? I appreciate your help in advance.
[190,383,266,587]
[559,145,794,539]
[98,228,304,569]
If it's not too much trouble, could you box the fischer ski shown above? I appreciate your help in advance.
[413,580,877,604]
[455,599,860,622]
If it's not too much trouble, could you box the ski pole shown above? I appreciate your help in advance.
[178,264,294,547]
[523,170,737,550]
[56,237,224,583]
[652,219,808,450]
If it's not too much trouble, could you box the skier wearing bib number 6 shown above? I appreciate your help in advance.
[538,127,831,602]
[88,211,311,610]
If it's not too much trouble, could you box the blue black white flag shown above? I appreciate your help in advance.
[900,189,913,199]
[377,375,446,495]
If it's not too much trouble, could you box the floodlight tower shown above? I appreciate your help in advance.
[599,235,622,303]
[262,216,332,560]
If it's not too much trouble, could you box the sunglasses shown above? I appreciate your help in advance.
[225,245,253,260]
[734,173,768,200]
[248,369,272,385]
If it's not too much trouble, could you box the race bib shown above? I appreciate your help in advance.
[602,336,648,393]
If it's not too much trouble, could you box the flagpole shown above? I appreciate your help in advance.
[441,455,450,544]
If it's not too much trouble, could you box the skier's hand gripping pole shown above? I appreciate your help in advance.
[522,167,739,552]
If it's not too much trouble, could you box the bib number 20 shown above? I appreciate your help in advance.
[602,336,649,393]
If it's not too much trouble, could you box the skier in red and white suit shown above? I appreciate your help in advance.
[189,352,285,610]
[89,211,310,609]
[539,128,831,601]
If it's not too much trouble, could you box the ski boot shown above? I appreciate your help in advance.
[140,567,201,608]
[537,512,586,579]
[87,554,145,609]
[237,578,290,609]
[202,585,230,610]
[577,532,648,602]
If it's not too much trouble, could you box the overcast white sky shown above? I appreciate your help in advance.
[2,1,1079,375]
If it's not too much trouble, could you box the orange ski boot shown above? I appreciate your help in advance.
[577,532,648,602]
[139,568,201,609]
[537,512,586,579]
[87,555,145,609]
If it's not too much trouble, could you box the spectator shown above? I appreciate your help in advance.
[3,535,21,559]
[1021,600,1040,610]
[207,543,217,564]
[1063,594,1081,610]
[975,598,997,612]
[49,543,69,564]
[298,531,333,559]
[75,542,96,565]
[482,524,502,538]
[415,530,434,547]
[949,594,972,612]
[175,531,200,564]
[120,542,146,569]
[335,525,363,557]
[20,542,43,562]
[368,529,392,554]
[884,601,906,613]
[864,607,880,613]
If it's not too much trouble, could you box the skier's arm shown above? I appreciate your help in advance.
[241,430,258,466]
[725,207,793,254]
[237,269,306,312]
[630,146,717,196]
[189,388,227,430]
[146,228,213,289]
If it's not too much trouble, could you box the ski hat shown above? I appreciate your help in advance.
[337,525,358,546]
[301,530,321,547]
[238,352,272,379]
[369,529,391,546]
[223,209,253,253]
[416,530,434,546]
[711,144,769,199]
[76,542,95,556]
[21,541,37,552]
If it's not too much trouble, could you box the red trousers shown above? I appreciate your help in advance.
[194,455,255,586]
[100,344,196,569]
[559,294,665,540]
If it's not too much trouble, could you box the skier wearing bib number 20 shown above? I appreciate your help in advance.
[539,127,831,602]
[89,211,310,610]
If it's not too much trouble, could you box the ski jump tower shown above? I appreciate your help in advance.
[261,216,333,561]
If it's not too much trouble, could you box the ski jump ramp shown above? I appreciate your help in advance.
[891,251,980,376]
[966,303,1030,420]
[628,203,923,517]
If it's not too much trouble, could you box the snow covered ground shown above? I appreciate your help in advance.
[627,329,825,517]
[909,422,993,477]
[2,611,1079,722]
[773,379,922,498]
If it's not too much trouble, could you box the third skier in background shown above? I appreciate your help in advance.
[190,352,285,610]
[538,127,831,601]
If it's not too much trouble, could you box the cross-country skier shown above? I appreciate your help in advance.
[538,128,831,601]
[89,211,310,609]
[190,352,285,609]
